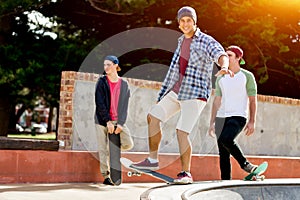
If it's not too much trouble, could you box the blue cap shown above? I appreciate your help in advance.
[104,55,119,65]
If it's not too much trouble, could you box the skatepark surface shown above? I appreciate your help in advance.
[0,179,298,200]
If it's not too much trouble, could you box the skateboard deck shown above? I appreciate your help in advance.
[109,133,121,185]
[244,161,268,181]
[120,157,174,184]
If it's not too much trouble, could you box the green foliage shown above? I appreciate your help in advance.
[278,45,289,54]
[0,0,300,107]
[88,0,156,14]
[209,0,300,87]
[0,0,49,15]
[0,2,97,108]
[8,132,56,140]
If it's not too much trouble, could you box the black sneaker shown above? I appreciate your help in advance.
[243,162,258,173]
[103,178,114,185]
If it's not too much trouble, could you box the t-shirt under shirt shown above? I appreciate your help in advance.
[172,37,207,101]
[172,37,192,94]
[107,77,121,121]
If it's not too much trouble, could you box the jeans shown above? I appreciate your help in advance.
[215,116,247,180]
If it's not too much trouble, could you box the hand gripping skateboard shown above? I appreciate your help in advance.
[109,132,121,185]
[244,161,268,181]
[120,157,174,184]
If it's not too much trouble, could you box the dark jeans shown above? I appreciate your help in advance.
[215,116,247,180]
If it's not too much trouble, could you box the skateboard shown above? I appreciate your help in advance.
[120,157,174,184]
[244,161,268,181]
[109,133,121,185]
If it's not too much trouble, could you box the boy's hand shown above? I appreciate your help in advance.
[215,68,234,77]
[244,122,255,136]
[107,121,115,134]
[114,125,123,134]
[208,124,216,138]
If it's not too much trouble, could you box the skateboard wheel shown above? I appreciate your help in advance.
[253,175,265,181]
[127,171,132,177]
[132,171,141,176]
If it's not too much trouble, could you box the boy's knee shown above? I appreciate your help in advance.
[218,136,233,147]
[147,114,153,124]
[147,114,160,124]
[121,134,134,151]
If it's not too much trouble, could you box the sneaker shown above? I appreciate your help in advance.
[131,158,159,170]
[174,171,193,184]
[243,162,258,173]
[103,177,114,185]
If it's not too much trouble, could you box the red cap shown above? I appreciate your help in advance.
[226,45,245,65]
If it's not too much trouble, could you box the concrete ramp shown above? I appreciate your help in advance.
[184,184,299,200]
[141,179,300,200]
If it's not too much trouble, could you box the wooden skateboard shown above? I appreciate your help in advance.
[244,161,268,181]
[120,157,174,184]
[109,133,121,185]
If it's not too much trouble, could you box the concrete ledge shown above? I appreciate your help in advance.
[0,137,59,151]
[140,179,300,200]
[181,179,300,200]
[0,151,299,183]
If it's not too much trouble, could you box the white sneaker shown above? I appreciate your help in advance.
[174,171,193,184]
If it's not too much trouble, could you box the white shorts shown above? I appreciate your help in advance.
[149,91,206,133]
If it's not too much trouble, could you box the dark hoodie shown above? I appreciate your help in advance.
[95,75,130,126]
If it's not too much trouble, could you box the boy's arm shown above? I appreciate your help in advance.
[95,79,110,123]
[209,77,222,137]
[244,95,257,136]
[210,96,222,126]
[244,71,257,136]
[117,80,130,126]
[215,55,234,77]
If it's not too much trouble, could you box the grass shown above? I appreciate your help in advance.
[7,132,56,140]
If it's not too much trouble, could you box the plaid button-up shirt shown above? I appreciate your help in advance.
[157,28,227,102]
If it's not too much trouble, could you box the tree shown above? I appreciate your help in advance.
[209,0,300,97]
[0,0,51,135]
[51,0,300,99]
[0,0,97,135]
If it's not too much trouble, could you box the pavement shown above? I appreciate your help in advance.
[0,179,299,200]
[0,182,161,200]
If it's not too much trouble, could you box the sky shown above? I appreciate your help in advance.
[25,10,58,39]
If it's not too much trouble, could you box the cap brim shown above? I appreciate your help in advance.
[240,58,246,65]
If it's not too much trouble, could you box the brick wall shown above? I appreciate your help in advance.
[58,71,99,149]
[57,71,300,150]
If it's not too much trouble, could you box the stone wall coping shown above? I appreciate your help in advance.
[62,71,300,106]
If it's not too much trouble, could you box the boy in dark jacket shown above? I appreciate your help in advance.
[95,55,134,185]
